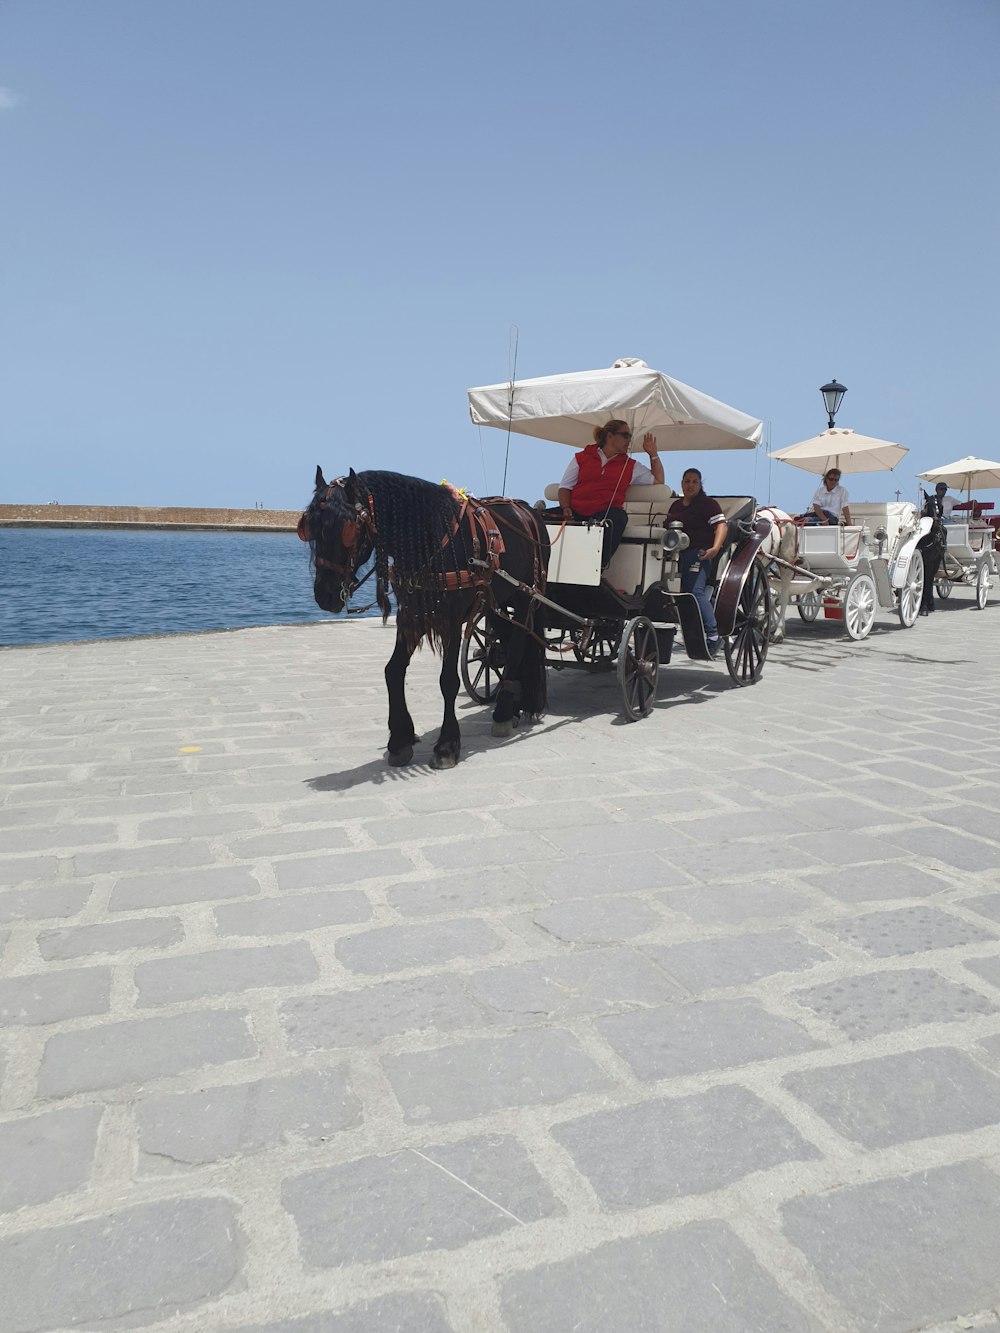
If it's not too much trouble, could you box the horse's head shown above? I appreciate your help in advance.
[297,466,376,613]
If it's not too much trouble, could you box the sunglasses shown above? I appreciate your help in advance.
[614,430,633,440]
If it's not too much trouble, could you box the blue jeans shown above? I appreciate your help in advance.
[680,547,718,639]
[802,509,839,526]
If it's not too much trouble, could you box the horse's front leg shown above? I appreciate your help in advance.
[431,622,462,770]
[385,631,418,766]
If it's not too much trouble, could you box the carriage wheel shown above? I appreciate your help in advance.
[617,616,659,720]
[797,590,821,623]
[976,563,991,610]
[460,609,503,704]
[723,559,770,686]
[844,572,877,640]
[897,553,924,628]
[935,578,952,600]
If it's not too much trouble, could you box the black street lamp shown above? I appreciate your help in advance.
[820,379,847,430]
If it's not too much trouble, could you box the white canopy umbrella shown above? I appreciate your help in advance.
[916,456,1000,491]
[769,427,908,475]
[467,358,763,452]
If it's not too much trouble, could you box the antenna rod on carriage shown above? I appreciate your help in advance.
[502,324,519,496]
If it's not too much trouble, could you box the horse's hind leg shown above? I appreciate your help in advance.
[431,623,462,770]
[385,632,418,766]
[492,611,527,739]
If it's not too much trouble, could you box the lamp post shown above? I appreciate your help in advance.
[820,379,847,430]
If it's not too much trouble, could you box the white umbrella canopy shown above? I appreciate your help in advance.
[769,427,907,475]
[916,456,1000,490]
[467,358,763,452]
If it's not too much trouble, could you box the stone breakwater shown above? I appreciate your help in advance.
[0,504,299,532]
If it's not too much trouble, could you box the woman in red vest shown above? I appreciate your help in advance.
[557,420,664,569]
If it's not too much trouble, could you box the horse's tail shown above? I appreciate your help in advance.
[517,622,548,718]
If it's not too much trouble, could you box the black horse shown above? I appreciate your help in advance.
[298,467,549,768]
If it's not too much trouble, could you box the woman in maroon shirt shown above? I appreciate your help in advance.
[667,468,727,649]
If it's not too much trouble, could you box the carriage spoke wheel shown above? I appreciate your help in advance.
[797,589,821,623]
[617,616,659,720]
[976,563,991,609]
[897,553,924,628]
[723,559,770,686]
[460,609,503,704]
[935,578,952,600]
[844,572,877,640]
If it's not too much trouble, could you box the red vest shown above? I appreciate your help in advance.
[570,446,636,516]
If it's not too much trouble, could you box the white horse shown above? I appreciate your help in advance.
[756,506,800,643]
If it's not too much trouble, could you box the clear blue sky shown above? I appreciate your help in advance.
[2,0,997,515]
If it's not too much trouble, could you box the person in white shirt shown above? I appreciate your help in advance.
[803,468,852,526]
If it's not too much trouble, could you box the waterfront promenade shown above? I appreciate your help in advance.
[2,601,1000,1332]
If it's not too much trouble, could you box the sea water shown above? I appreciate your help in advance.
[0,528,383,646]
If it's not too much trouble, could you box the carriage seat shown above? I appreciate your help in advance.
[849,502,918,550]
[542,482,675,538]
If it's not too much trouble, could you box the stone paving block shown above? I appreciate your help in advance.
[274,848,413,891]
[646,929,830,993]
[38,915,185,960]
[491,799,610,831]
[0,855,60,885]
[135,940,318,1006]
[786,831,906,867]
[825,905,996,956]
[0,882,92,923]
[110,864,260,911]
[782,1162,1000,1331]
[283,1134,556,1266]
[1,821,117,853]
[420,832,557,870]
[233,1292,454,1332]
[39,1008,256,1096]
[785,1046,1000,1148]
[659,840,820,882]
[794,966,999,1038]
[885,825,1000,871]
[74,840,217,876]
[788,795,902,831]
[0,927,8,962]
[214,890,371,936]
[0,1105,103,1212]
[0,965,111,1026]
[0,1196,243,1332]
[137,811,260,840]
[802,861,950,903]
[664,880,810,925]
[554,1085,818,1208]
[5,780,121,806]
[963,892,1000,924]
[230,827,354,859]
[519,851,686,901]
[420,1132,563,1223]
[383,1029,610,1123]
[280,975,489,1051]
[466,947,681,1020]
[138,1068,360,1168]
[386,872,541,917]
[597,998,820,1080]
[335,919,501,975]
[963,955,1000,991]
[530,897,659,943]
[501,1221,818,1332]
[928,803,1000,842]
[356,812,494,846]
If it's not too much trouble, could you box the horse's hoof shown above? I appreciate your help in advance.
[387,745,414,767]
[491,719,516,738]
[431,750,460,770]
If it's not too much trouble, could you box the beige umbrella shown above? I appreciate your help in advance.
[916,456,1000,490]
[769,427,907,475]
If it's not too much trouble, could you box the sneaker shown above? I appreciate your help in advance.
[707,636,721,656]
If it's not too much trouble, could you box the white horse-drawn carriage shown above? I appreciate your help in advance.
[465,360,773,719]
[917,456,1000,610]
[762,427,929,641]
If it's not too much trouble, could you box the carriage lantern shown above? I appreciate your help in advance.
[820,379,847,430]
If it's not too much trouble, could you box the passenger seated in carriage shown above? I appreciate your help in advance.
[556,420,664,569]
[667,468,727,652]
[801,468,852,526]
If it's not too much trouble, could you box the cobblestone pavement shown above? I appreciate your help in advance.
[2,596,1000,1333]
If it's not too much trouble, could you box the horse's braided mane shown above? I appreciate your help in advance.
[357,471,466,648]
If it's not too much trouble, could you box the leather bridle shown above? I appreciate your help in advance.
[297,478,376,607]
